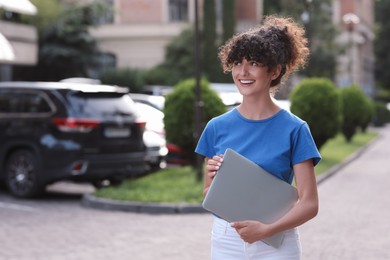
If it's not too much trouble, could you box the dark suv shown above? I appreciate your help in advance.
[0,81,148,198]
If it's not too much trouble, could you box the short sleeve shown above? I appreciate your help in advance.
[291,123,321,166]
[195,120,216,158]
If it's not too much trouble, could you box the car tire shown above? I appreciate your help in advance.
[5,149,44,198]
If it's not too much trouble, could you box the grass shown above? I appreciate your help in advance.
[315,131,378,175]
[94,130,379,204]
[95,166,204,203]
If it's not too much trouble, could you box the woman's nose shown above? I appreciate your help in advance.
[239,64,249,75]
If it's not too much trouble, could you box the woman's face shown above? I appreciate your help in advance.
[231,58,277,98]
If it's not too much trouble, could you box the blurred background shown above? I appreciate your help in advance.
[0,0,383,96]
[1,0,390,193]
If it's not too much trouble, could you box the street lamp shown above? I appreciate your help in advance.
[342,13,360,85]
[194,0,203,182]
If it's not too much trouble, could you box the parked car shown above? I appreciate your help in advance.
[0,81,148,198]
[132,97,190,166]
[133,101,168,171]
[129,93,165,111]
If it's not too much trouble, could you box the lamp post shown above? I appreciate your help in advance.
[342,13,360,85]
[194,0,203,182]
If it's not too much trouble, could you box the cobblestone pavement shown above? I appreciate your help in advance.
[0,125,389,260]
[0,185,213,260]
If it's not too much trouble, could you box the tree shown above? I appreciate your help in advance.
[263,0,339,80]
[375,0,390,92]
[340,86,373,142]
[144,28,195,86]
[22,0,63,32]
[164,78,226,166]
[290,78,342,150]
[202,0,220,82]
[14,2,107,81]
[222,0,235,43]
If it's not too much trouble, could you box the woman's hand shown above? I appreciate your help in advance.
[206,155,223,179]
[203,155,223,197]
[231,221,271,244]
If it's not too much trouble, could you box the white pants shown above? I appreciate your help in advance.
[211,217,302,260]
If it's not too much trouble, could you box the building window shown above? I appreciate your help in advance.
[169,0,188,22]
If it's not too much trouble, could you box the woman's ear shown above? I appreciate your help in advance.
[271,64,282,80]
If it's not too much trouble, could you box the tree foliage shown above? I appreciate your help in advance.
[202,0,220,82]
[14,1,108,81]
[163,78,226,165]
[144,28,195,86]
[340,86,374,142]
[263,0,340,80]
[145,1,235,86]
[222,0,236,44]
[375,0,390,91]
[100,68,145,93]
[290,78,342,150]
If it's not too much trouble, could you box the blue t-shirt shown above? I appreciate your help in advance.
[195,108,321,184]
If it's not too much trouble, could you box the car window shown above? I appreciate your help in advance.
[67,92,137,118]
[0,91,52,114]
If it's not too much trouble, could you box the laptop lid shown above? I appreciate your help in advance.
[202,148,298,248]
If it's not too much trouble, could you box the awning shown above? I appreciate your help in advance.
[0,33,15,61]
[0,0,37,15]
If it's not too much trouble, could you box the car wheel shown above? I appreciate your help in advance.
[5,149,44,198]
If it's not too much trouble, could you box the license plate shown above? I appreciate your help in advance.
[104,127,131,138]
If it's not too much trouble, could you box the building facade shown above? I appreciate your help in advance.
[89,0,375,96]
[0,1,38,80]
[88,0,263,70]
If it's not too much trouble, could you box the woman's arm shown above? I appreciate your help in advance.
[232,159,319,243]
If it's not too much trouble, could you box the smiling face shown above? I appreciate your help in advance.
[232,59,279,98]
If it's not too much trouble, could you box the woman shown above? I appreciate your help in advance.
[195,16,321,259]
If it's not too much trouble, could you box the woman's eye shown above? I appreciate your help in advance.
[233,61,241,66]
[251,62,259,66]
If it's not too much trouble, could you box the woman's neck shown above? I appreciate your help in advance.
[237,96,280,120]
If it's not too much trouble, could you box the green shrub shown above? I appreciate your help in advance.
[360,97,375,132]
[372,102,390,127]
[143,65,174,86]
[340,85,372,142]
[100,67,145,93]
[290,77,342,150]
[163,78,226,164]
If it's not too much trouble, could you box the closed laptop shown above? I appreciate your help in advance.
[202,148,298,248]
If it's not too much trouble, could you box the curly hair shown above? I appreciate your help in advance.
[218,15,309,88]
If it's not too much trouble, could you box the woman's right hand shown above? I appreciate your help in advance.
[203,154,224,197]
[206,155,224,179]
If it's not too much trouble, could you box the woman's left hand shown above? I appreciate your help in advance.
[231,220,271,244]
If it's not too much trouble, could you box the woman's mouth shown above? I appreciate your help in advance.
[239,80,255,85]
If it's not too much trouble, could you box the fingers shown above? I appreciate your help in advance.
[206,155,223,178]
[230,221,248,229]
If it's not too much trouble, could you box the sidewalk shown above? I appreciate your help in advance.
[299,124,390,259]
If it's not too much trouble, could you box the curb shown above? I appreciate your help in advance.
[81,130,382,214]
[315,131,382,185]
[81,193,207,214]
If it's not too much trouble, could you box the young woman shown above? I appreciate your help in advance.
[195,16,321,259]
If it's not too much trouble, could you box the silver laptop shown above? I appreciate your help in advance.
[202,148,298,248]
